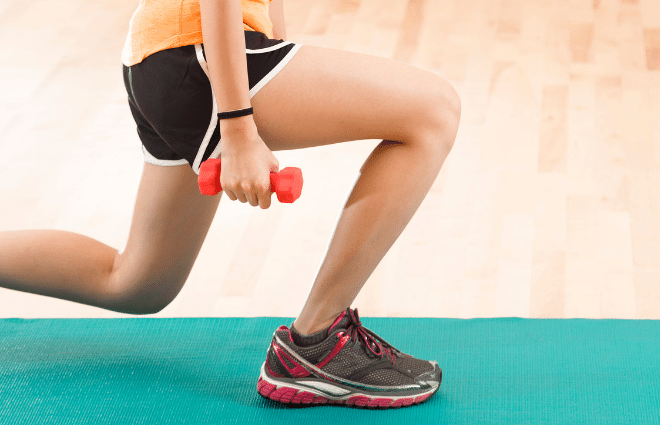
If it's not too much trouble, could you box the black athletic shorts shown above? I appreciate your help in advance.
[122,30,303,175]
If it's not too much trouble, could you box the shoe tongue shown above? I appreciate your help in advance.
[327,308,354,335]
[329,308,385,358]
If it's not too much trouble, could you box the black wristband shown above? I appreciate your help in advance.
[217,107,253,120]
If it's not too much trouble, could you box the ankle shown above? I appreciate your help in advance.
[293,311,343,336]
[293,318,331,336]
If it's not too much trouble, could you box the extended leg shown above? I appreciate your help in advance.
[0,229,119,311]
[0,163,222,315]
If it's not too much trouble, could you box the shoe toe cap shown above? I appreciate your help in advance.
[414,362,442,388]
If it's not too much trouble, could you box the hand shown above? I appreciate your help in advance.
[219,128,279,210]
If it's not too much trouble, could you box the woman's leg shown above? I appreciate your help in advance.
[249,44,461,334]
[0,43,460,322]
[0,162,222,315]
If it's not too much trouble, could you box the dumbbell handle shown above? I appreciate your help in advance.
[198,158,303,203]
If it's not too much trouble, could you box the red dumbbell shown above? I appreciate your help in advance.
[198,157,303,203]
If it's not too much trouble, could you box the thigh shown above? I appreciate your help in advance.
[109,162,221,313]
[249,44,460,152]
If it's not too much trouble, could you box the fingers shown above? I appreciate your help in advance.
[219,153,279,208]
[251,182,272,209]
[257,186,272,210]
[223,182,272,209]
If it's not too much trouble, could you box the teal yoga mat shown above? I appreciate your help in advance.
[1,317,659,424]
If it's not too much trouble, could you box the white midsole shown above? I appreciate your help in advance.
[258,362,437,401]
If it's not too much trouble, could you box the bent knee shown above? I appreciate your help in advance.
[421,79,461,152]
[108,274,184,315]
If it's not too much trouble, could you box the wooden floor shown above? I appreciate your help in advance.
[0,0,659,319]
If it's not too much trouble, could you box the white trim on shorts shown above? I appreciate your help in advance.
[184,41,304,175]
[142,145,189,167]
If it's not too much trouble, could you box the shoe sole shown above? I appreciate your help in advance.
[256,362,441,408]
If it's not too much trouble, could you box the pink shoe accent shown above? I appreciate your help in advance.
[368,398,393,408]
[257,378,277,397]
[272,342,311,378]
[258,381,331,406]
[276,325,295,343]
[291,391,316,404]
[414,393,432,403]
[315,333,350,368]
[391,397,414,407]
[346,395,370,406]
[265,360,285,378]
[328,310,347,333]
[270,386,298,403]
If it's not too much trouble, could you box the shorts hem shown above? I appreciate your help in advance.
[143,145,189,167]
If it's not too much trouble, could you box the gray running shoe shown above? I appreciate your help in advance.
[257,307,442,408]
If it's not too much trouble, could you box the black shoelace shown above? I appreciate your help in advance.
[343,308,397,365]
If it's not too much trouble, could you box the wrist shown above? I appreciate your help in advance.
[219,113,258,138]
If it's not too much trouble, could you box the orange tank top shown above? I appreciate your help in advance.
[121,0,274,67]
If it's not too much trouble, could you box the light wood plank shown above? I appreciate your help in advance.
[0,0,659,319]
